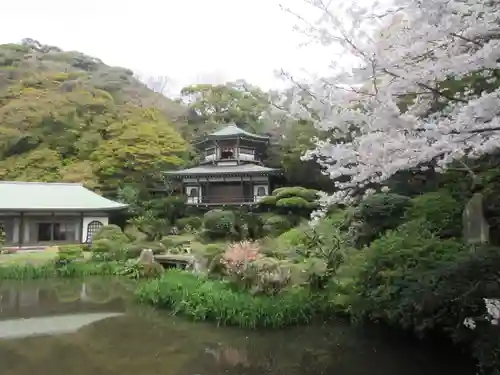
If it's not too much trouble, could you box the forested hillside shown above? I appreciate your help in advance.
[0,39,335,195]
[0,39,188,192]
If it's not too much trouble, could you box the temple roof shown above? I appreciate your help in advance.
[165,163,279,177]
[0,181,127,211]
[201,124,270,141]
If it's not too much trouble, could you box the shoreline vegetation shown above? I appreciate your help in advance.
[1,189,499,374]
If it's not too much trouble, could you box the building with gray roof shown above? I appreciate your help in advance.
[0,181,126,248]
[165,124,280,206]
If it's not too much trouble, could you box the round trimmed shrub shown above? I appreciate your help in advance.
[175,216,203,231]
[203,210,236,239]
[273,187,318,201]
[262,214,294,236]
[92,224,130,244]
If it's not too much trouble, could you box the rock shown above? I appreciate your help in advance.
[138,249,164,277]
[463,193,490,245]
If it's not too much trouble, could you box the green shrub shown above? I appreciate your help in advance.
[175,216,203,231]
[347,221,500,374]
[276,196,316,210]
[203,210,236,239]
[123,225,147,242]
[262,214,294,236]
[273,187,318,201]
[90,238,127,261]
[258,195,278,206]
[276,226,310,251]
[406,190,463,238]
[136,270,332,328]
[92,224,130,244]
[55,245,85,266]
[348,220,468,328]
[349,193,412,247]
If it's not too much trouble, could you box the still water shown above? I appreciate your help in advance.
[0,278,474,375]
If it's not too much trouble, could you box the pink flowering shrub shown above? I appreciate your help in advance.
[220,241,261,289]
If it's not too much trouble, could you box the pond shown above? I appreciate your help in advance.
[0,278,474,375]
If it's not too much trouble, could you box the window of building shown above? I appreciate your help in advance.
[189,188,198,197]
[221,148,234,159]
[86,221,104,243]
[37,223,52,242]
[256,186,266,196]
[37,222,77,242]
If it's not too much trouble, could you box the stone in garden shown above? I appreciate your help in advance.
[462,193,490,245]
[138,249,164,277]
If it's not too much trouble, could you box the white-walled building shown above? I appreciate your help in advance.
[0,181,127,248]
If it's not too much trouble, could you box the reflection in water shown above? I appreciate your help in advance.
[0,279,475,375]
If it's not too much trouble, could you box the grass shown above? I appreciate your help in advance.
[0,247,92,265]
[136,270,333,329]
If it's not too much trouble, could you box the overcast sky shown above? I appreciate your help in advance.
[0,0,343,95]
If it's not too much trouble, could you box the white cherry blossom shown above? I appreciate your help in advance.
[281,0,500,204]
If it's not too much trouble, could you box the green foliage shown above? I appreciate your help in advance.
[90,238,126,261]
[349,193,412,247]
[348,221,467,328]
[273,186,318,201]
[258,195,278,206]
[260,186,319,216]
[129,211,170,241]
[406,190,463,238]
[180,82,270,139]
[203,210,236,239]
[55,245,85,266]
[136,270,332,328]
[265,119,334,192]
[261,214,294,236]
[0,261,124,280]
[0,41,186,191]
[91,224,129,243]
[175,216,202,231]
[345,221,500,374]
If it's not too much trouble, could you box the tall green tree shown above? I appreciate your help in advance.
[180,81,271,138]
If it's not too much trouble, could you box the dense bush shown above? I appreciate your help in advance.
[348,220,468,328]
[345,220,500,374]
[349,193,412,247]
[55,244,85,266]
[273,186,318,201]
[90,238,127,261]
[203,210,236,239]
[92,224,130,244]
[261,214,294,236]
[175,216,203,231]
[136,270,332,328]
[259,187,319,216]
[405,190,463,238]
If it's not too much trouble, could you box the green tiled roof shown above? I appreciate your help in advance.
[206,124,269,140]
[165,163,279,177]
[0,181,127,211]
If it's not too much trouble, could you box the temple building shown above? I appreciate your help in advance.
[0,181,127,248]
[165,124,280,206]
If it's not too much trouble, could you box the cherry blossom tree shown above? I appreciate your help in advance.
[279,0,500,205]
